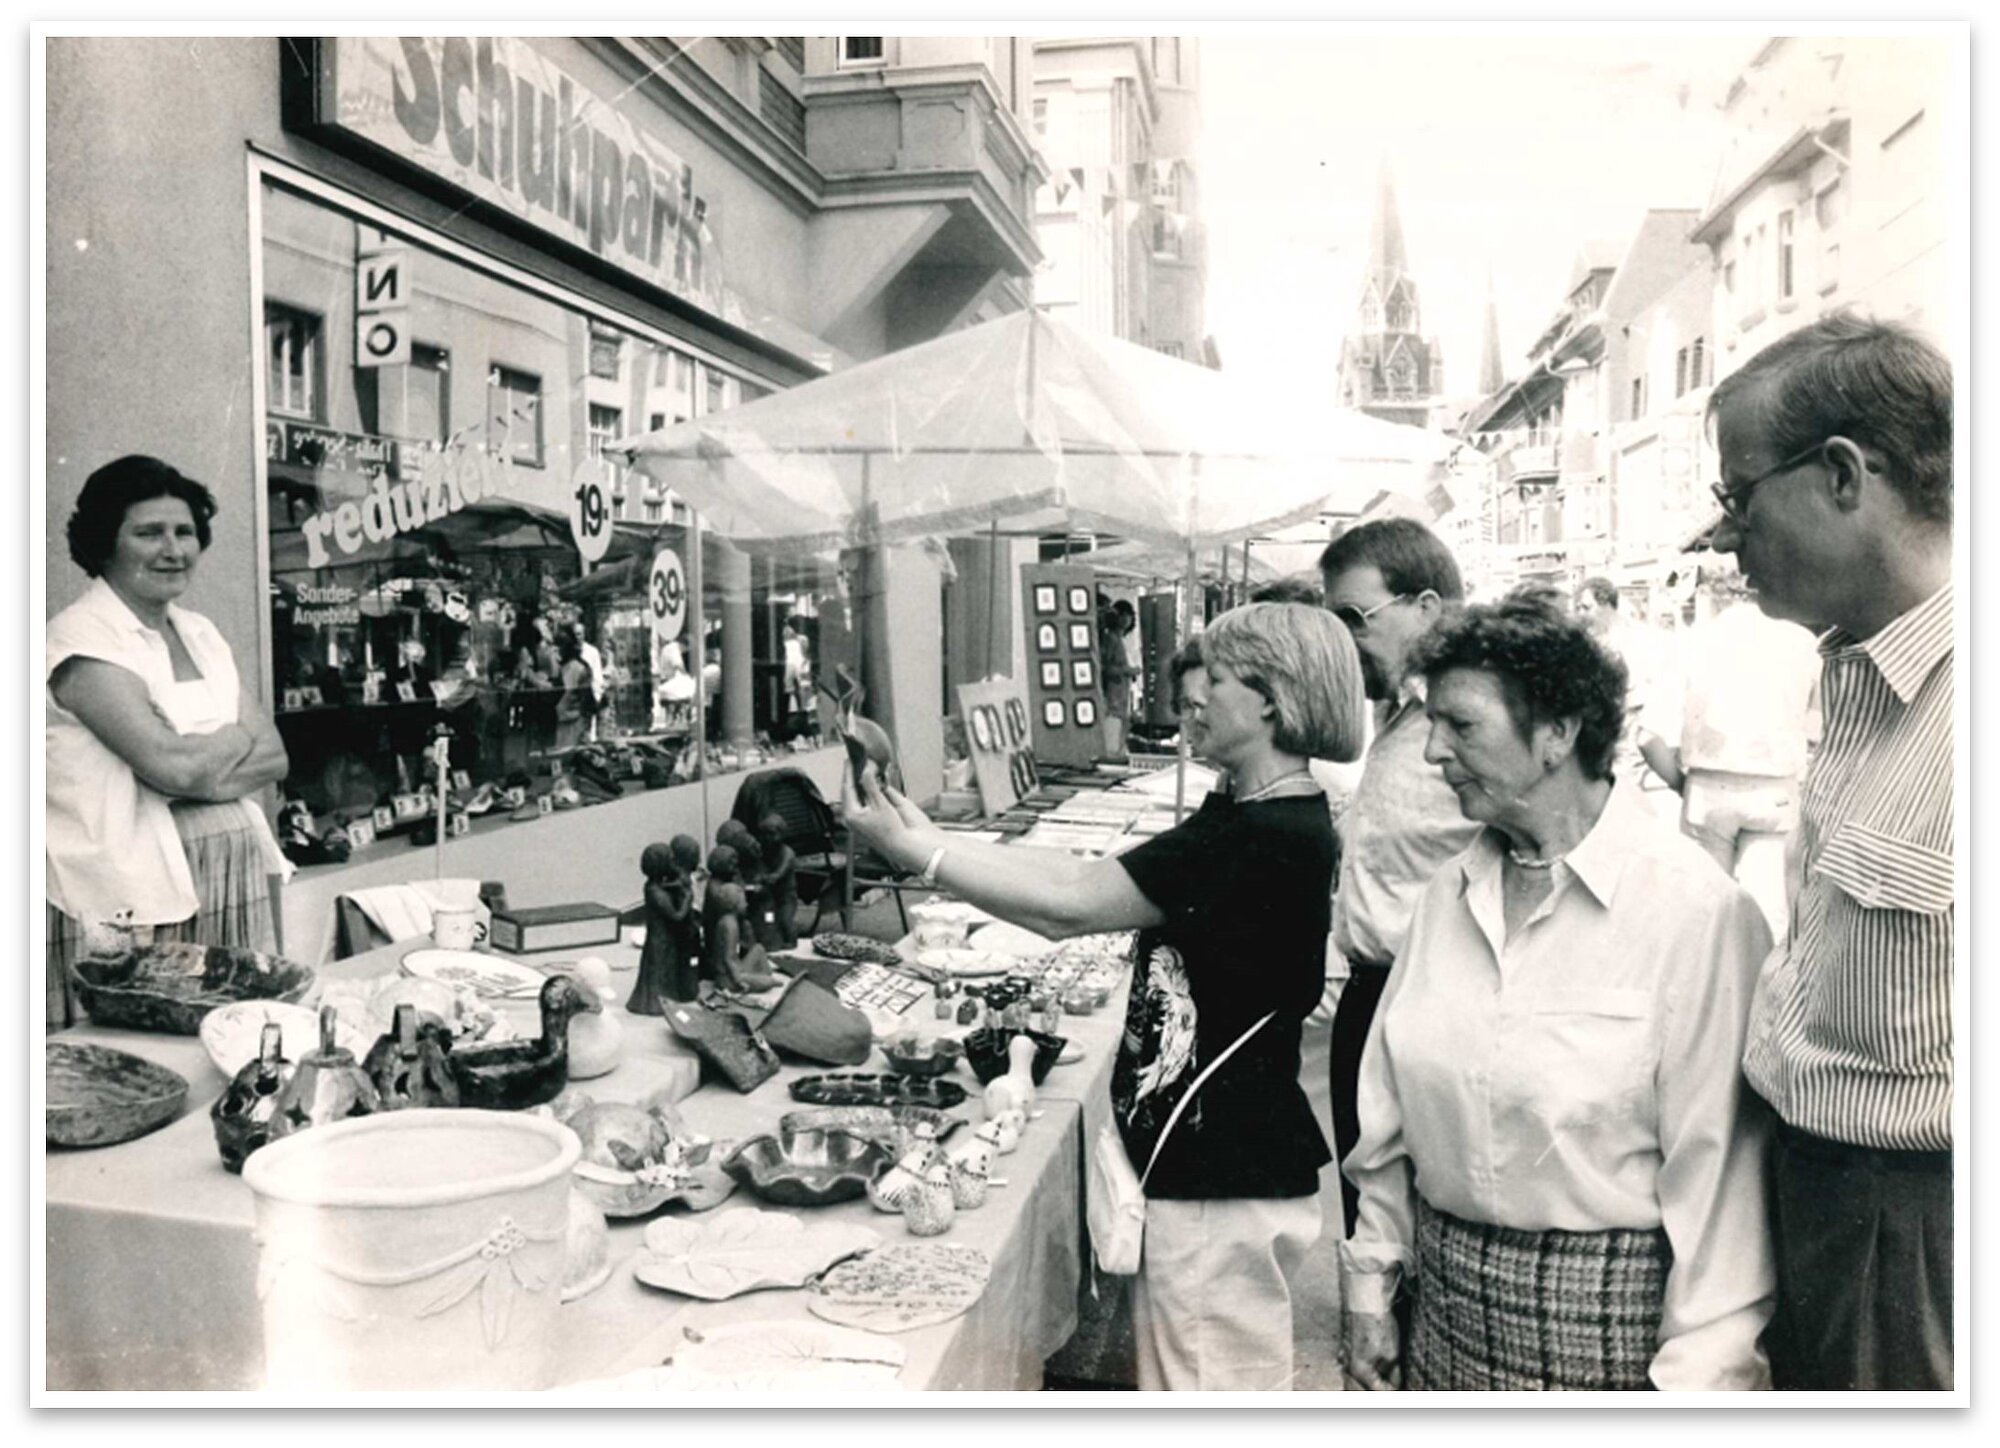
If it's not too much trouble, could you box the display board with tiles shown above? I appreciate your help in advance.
[1020,562,1105,768]
[956,677,1037,816]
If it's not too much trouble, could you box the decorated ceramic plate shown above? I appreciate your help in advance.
[910,947,1011,979]
[199,1000,371,1079]
[634,1207,881,1301]
[787,1073,969,1110]
[46,1041,189,1149]
[807,1242,992,1334]
[398,947,546,998]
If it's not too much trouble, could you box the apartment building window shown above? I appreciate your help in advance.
[1690,337,1705,389]
[1674,348,1689,399]
[1631,375,1647,420]
[840,37,885,65]
[264,303,322,420]
[1816,179,1845,293]
[587,328,622,381]
[1777,210,1796,302]
[409,344,450,443]
[1032,98,1047,137]
[486,366,543,466]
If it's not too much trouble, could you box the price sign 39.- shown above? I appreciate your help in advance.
[648,547,687,646]
[569,458,614,564]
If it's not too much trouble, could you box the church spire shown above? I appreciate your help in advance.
[1368,158,1409,283]
[1479,265,1505,395]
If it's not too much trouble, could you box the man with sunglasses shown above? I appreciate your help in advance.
[1316,519,1482,1242]
[1708,312,1954,1390]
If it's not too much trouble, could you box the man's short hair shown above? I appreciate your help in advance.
[1708,310,1953,526]
[1576,577,1619,611]
[1317,517,1465,602]
[1248,574,1324,607]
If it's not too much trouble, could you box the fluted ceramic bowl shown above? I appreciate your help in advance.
[962,1027,1067,1086]
[879,1035,964,1079]
[721,1127,891,1207]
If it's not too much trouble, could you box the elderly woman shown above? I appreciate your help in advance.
[46,456,291,1025]
[847,602,1365,1389]
[1167,636,1209,757]
[1340,601,1776,1391]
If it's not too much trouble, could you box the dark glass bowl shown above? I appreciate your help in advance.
[962,1027,1067,1086]
[880,1036,964,1078]
[721,1127,891,1206]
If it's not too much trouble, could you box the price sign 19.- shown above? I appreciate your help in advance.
[648,547,687,645]
[569,458,614,564]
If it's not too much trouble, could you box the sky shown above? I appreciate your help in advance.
[1198,29,1756,416]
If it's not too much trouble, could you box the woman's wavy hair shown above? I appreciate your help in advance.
[1411,601,1628,782]
[1199,601,1365,763]
[67,455,218,576]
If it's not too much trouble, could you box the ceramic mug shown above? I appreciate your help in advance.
[432,905,480,952]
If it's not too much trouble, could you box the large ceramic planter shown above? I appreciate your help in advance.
[242,1109,580,1390]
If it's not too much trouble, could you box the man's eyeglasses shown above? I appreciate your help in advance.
[1330,594,1410,634]
[1711,440,1826,523]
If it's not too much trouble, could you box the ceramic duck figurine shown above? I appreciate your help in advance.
[902,1159,957,1237]
[268,1006,381,1141]
[1005,1034,1040,1116]
[562,957,624,1080]
[947,1127,997,1209]
[362,1003,460,1110]
[868,1125,942,1213]
[988,1107,1026,1155]
[444,974,601,1111]
[211,1020,294,1172]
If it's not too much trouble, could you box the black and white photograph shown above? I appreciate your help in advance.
[27,17,1975,1413]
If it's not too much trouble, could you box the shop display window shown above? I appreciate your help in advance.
[259,181,845,841]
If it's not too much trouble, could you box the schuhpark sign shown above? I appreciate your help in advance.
[306,37,725,318]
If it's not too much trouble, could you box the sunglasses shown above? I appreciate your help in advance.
[1330,594,1410,634]
[1711,440,1826,523]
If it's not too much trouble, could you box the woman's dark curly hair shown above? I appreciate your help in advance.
[1411,600,1628,782]
[67,455,218,576]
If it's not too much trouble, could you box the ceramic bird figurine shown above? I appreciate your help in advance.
[988,1107,1026,1155]
[902,1159,957,1237]
[444,974,601,1111]
[1005,1034,1040,1117]
[947,1128,997,1209]
[868,1125,942,1213]
[983,1074,1027,1123]
[362,1002,460,1110]
[562,958,624,1080]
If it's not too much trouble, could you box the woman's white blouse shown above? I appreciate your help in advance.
[1339,783,1778,1390]
[46,579,286,925]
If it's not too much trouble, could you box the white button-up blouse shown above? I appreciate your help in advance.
[1339,784,1778,1390]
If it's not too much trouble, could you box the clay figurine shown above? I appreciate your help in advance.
[211,1020,295,1173]
[629,836,703,1014]
[947,1128,997,1210]
[755,812,800,950]
[987,1107,1026,1155]
[1004,1034,1040,1116]
[868,1124,943,1214]
[701,845,780,993]
[902,1159,957,1237]
[716,821,780,951]
[444,974,601,1110]
[562,958,624,1080]
[361,1002,461,1110]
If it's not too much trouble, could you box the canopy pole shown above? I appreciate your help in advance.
[1175,536,1196,826]
[689,509,708,846]
[986,516,1002,681]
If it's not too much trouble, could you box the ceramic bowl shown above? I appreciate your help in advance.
[71,941,315,1035]
[962,1027,1067,1086]
[47,1041,190,1148]
[879,1035,964,1078]
[722,1128,891,1207]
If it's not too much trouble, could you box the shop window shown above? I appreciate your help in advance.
[486,366,543,466]
[265,303,322,420]
[840,37,885,65]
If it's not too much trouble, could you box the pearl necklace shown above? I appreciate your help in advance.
[1235,769,1315,803]
[1506,845,1568,871]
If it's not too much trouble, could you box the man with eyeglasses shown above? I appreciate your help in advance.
[1708,313,1954,1391]
[1316,519,1481,1242]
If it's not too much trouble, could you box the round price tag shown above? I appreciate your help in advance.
[648,548,687,645]
[569,458,614,564]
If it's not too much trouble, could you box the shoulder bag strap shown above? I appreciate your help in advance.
[1137,1010,1276,1190]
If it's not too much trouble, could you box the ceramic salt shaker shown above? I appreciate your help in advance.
[902,1159,957,1236]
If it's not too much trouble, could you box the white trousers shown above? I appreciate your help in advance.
[1133,1194,1322,1391]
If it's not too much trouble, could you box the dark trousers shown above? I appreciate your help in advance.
[1329,961,1392,1238]
[1763,1117,1954,1390]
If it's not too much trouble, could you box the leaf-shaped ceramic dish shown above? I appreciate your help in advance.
[199,1000,371,1080]
[807,1242,992,1334]
[787,1073,969,1110]
[721,1127,891,1207]
[634,1206,881,1301]
[70,941,314,1035]
[46,1041,190,1148]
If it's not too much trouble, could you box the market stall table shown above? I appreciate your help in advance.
[42,934,1128,1393]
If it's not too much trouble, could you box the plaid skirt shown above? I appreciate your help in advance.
[1409,1197,1670,1392]
[45,799,278,1029]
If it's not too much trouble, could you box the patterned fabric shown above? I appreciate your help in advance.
[1408,1197,1668,1392]
[45,798,277,1029]
[1744,584,1954,1150]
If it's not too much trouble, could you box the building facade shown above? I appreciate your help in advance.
[1336,164,1444,430]
[44,34,1043,953]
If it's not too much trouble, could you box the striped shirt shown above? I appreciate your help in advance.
[1742,583,1954,1150]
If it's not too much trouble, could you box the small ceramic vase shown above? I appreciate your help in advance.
[955,991,984,1028]
[1004,1034,1040,1116]
[946,1129,997,1209]
[1060,986,1096,1017]
[211,1020,295,1173]
[565,960,625,1080]
[902,1160,956,1236]
[932,980,959,1021]
[989,1107,1026,1154]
